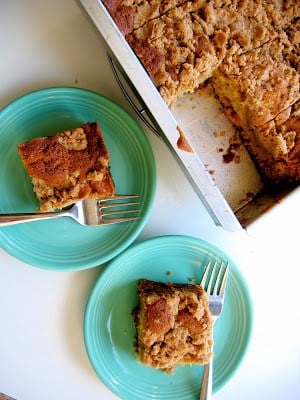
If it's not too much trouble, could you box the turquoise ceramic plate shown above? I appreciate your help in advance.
[84,235,253,399]
[0,87,156,270]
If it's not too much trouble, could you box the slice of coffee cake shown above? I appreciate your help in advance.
[18,121,115,211]
[135,279,213,373]
[241,100,300,183]
[127,1,228,105]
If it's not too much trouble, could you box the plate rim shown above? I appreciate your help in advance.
[0,86,157,270]
[84,234,254,399]
[0,85,125,114]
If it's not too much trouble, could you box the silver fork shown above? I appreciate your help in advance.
[199,261,229,400]
[0,195,140,227]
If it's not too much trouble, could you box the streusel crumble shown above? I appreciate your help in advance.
[18,121,115,211]
[135,279,213,373]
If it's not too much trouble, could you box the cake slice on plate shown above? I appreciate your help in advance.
[18,121,115,212]
[135,279,213,373]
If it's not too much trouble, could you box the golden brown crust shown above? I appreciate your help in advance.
[135,279,213,373]
[18,121,115,211]
[103,0,137,34]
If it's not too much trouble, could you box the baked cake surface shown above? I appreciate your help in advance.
[18,121,115,211]
[135,279,213,373]
[104,0,300,184]
[127,0,229,105]
[102,0,191,34]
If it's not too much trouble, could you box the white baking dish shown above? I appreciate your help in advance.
[77,0,299,231]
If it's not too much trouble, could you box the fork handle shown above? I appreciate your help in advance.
[199,361,213,400]
[0,211,66,226]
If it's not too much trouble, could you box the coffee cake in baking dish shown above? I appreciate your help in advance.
[126,1,229,104]
[135,279,213,373]
[18,121,115,211]
[103,0,300,184]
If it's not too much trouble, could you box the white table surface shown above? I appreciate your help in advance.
[1,1,300,400]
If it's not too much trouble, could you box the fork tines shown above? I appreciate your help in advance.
[97,194,141,224]
[200,261,229,296]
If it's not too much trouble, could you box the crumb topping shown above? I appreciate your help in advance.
[18,121,115,211]
[135,279,213,373]
[104,0,300,184]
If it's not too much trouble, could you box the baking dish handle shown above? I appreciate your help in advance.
[108,54,162,138]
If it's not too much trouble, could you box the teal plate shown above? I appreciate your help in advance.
[84,235,253,399]
[0,87,156,270]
